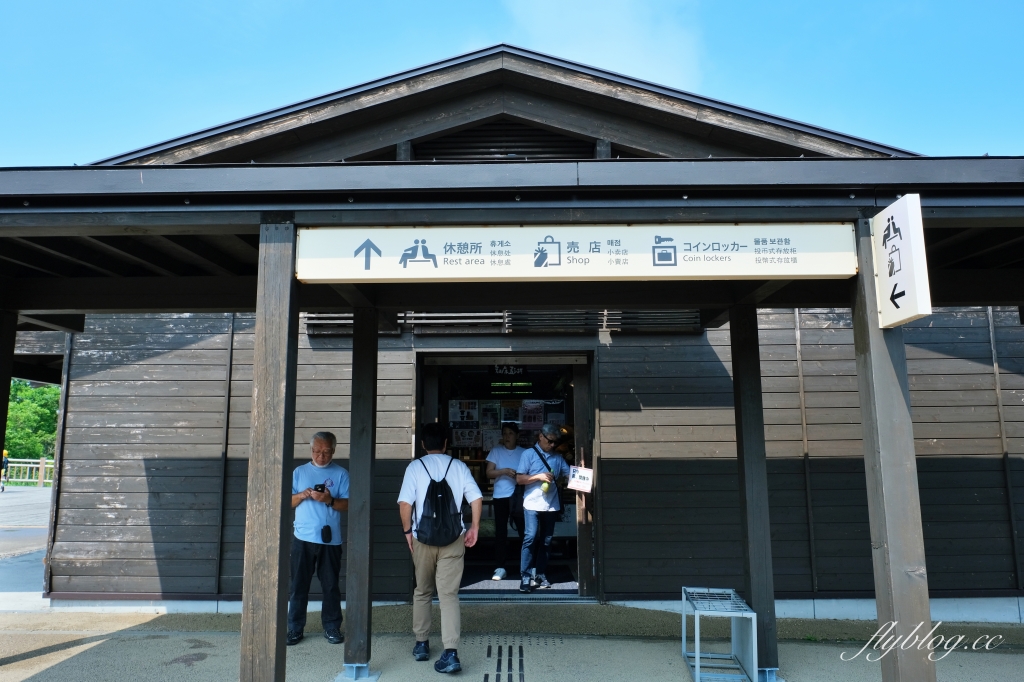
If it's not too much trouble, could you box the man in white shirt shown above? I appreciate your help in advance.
[485,422,526,581]
[287,432,350,646]
[398,422,482,674]
[516,423,569,593]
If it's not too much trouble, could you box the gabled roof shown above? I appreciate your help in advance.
[94,44,918,166]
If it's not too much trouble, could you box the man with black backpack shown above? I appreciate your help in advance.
[398,422,482,674]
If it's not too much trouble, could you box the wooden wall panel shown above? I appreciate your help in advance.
[51,306,1023,599]
[601,456,1020,599]
[53,313,233,596]
[226,314,414,460]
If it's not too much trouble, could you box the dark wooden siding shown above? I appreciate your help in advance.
[48,307,1023,600]
[597,306,1024,599]
[50,313,415,599]
[52,313,233,595]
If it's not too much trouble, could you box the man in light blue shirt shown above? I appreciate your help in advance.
[287,431,350,646]
[516,423,570,593]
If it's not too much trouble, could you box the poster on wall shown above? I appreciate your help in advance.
[481,429,502,452]
[500,400,522,422]
[480,401,501,429]
[521,400,544,429]
[544,400,565,426]
[449,400,479,422]
[452,429,482,448]
[517,430,535,448]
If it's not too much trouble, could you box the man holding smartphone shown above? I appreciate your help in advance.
[287,431,350,646]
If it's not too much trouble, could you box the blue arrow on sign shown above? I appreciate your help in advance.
[354,239,381,270]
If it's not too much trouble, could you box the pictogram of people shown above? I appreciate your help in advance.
[399,239,438,268]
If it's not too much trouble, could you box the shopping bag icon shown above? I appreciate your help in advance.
[534,236,561,267]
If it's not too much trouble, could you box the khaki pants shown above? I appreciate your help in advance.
[412,534,466,650]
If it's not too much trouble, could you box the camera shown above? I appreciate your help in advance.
[313,484,326,493]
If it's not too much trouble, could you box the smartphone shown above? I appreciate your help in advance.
[313,484,326,493]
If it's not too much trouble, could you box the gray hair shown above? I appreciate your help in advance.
[539,423,560,441]
[311,431,337,450]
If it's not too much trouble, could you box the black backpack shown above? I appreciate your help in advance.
[415,457,463,547]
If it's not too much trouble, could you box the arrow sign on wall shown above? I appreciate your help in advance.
[353,239,381,270]
[889,284,906,308]
[871,194,931,327]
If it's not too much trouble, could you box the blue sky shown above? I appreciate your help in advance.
[2,0,1021,166]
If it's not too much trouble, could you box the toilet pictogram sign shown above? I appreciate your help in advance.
[871,194,931,328]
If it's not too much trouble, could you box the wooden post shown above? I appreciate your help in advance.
[573,363,596,597]
[0,311,16,456]
[44,331,73,594]
[729,304,778,671]
[344,306,378,673]
[240,221,299,682]
[852,218,936,682]
[396,140,412,161]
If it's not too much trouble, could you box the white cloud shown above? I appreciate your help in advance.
[502,0,702,91]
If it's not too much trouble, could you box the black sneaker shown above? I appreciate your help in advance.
[519,575,533,593]
[413,640,430,661]
[535,574,552,589]
[324,627,344,644]
[286,630,303,646]
[434,649,462,673]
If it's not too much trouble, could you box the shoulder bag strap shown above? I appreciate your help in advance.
[534,444,554,473]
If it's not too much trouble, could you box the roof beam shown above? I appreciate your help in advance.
[17,314,84,333]
[77,236,179,276]
[704,280,794,327]
[3,159,1023,199]
[5,268,1022,314]
[138,235,237,276]
[11,359,62,384]
[0,243,72,277]
[12,237,129,277]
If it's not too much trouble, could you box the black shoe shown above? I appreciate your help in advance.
[434,649,462,673]
[519,575,533,593]
[286,630,303,646]
[413,640,430,661]
[324,627,344,644]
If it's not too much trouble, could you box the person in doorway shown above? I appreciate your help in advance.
[287,431,350,646]
[516,423,570,593]
[398,422,482,674]
[485,422,526,580]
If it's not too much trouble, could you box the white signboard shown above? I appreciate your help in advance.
[296,224,857,283]
[567,465,594,493]
[870,195,931,328]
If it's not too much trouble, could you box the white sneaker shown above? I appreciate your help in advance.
[491,568,507,581]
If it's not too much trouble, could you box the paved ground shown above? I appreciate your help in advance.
[0,488,51,560]
[0,608,1021,682]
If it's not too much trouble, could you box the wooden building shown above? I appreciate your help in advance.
[31,305,1024,601]
[3,46,1023,681]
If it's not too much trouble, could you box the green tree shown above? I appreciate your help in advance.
[5,380,60,459]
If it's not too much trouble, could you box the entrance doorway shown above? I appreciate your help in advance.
[418,354,593,598]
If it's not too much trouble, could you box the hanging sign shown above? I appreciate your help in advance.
[567,465,594,493]
[870,194,931,328]
[296,224,857,283]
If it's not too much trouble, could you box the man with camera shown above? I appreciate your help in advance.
[287,431,350,646]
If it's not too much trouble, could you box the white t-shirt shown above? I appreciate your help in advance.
[398,454,483,533]
[485,445,524,499]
